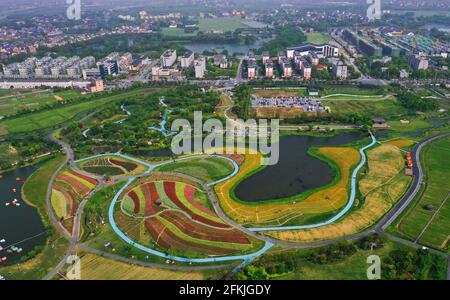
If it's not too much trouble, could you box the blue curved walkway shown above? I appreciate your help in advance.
[108,177,273,264]
[83,131,376,264]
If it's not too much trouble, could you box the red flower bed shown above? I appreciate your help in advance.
[163,182,228,228]
[141,183,154,216]
[144,218,235,255]
[110,159,138,172]
[71,171,97,186]
[57,174,90,196]
[183,185,216,218]
[161,211,250,244]
[128,190,140,214]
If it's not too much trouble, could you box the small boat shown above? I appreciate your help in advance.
[1,257,6,262]
[12,188,17,193]
[15,177,21,181]
[5,203,10,206]
[17,248,22,253]
[6,250,13,254]
[0,239,5,243]
[0,246,3,251]
[11,246,17,251]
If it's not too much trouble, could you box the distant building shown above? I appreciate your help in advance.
[287,43,339,58]
[180,51,194,68]
[161,49,177,68]
[302,63,312,79]
[98,60,119,79]
[247,61,256,79]
[408,53,429,70]
[307,51,319,66]
[88,79,104,93]
[265,61,274,78]
[281,60,292,78]
[332,61,348,79]
[194,56,206,79]
[262,51,270,64]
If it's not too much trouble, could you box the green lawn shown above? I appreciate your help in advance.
[0,90,81,117]
[397,137,450,251]
[198,17,248,32]
[322,97,406,117]
[388,119,433,133]
[0,90,143,135]
[155,156,234,184]
[305,32,330,44]
[161,27,198,37]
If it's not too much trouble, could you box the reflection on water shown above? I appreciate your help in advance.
[0,165,46,265]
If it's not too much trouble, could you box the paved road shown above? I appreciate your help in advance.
[378,132,450,231]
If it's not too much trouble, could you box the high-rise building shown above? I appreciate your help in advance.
[247,61,256,79]
[265,61,274,78]
[180,51,194,68]
[194,56,206,78]
[161,49,177,68]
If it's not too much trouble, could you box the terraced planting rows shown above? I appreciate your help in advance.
[155,156,236,183]
[266,144,411,242]
[51,170,97,231]
[79,156,145,176]
[214,147,361,227]
[118,177,255,257]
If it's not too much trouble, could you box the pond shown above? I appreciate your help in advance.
[0,165,46,265]
[234,132,365,202]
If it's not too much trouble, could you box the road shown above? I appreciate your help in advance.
[378,132,450,231]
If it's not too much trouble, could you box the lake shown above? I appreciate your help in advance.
[0,165,46,265]
[234,132,365,202]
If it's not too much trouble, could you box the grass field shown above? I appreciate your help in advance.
[74,252,223,280]
[397,137,450,251]
[155,156,234,183]
[0,90,80,117]
[266,144,411,242]
[0,89,146,135]
[161,27,198,37]
[322,97,405,117]
[198,17,248,32]
[305,32,330,44]
[0,155,71,279]
[215,146,360,227]
[271,239,447,280]
[388,119,433,133]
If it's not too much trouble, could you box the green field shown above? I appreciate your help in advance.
[198,17,248,32]
[161,27,198,37]
[397,137,450,251]
[156,156,234,183]
[0,90,81,117]
[322,97,406,117]
[388,119,433,133]
[0,89,144,135]
[305,32,330,44]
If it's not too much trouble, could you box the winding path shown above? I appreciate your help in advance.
[43,129,450,278]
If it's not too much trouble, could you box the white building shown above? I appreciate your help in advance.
[161,49,177,68]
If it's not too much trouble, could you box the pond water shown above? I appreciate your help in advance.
[234,132,365,202]
[0,165,46,265]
